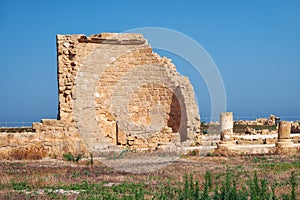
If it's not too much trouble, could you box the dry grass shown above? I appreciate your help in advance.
[9,147,47,160]
[0,154,299,199]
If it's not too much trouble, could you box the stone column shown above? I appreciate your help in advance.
[218,112,235,147]
[276,121,293,147]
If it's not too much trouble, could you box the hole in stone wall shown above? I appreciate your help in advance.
[167,93,181,133]
[173,87,188,142]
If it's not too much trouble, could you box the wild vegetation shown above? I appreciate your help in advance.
[0,154,299,199]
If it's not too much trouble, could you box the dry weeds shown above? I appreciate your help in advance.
[0,154,299,199]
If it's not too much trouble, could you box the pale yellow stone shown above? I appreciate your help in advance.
[0,32,202,160]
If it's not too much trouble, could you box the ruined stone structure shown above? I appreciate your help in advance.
[219,112,234,144]
[1,33,299,160]
[276,121,294,151]
[0,32,200,159]
[56,33,200,152]
[215,112,300,156]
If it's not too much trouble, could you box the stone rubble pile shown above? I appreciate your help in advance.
[291,121,300,133]
[234,114,278,126]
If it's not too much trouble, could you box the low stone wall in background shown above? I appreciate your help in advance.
[0,119,86,159]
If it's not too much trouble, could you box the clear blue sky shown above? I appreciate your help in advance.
[0,0,299,122]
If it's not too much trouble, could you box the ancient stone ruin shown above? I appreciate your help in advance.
[214,112,300,156]
[0,33,200,159]
[56,33,200,152]
[0,33,299,160]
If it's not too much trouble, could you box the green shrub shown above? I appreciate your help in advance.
[11,170,297,199]
[63,152,82,162]
[11,181,30,191]
[63,152,74,161]
[290,171,297,200]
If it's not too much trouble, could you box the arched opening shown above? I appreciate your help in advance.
[173,88,188,142]
[167,93,181,133]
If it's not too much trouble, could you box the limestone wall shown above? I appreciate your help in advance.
[56,33,200,152]
[0,32,201,159]
[0,120,86,159]
[3,33,299,159]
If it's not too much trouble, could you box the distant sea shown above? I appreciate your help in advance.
[0,115,299,128]
[201,116,300,123]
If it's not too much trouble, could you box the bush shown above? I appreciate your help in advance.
[63,152,82,162]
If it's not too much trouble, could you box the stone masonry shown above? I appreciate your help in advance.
[0,33,200,159]
[56,33,200,153]
[1,33,299,159]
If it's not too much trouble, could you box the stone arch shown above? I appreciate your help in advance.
[167,93,181,133]
[128,83,181,131]
[173,86,188,142]
[110,64,190,144]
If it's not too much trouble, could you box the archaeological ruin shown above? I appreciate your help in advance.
[0,33,201,159]
[0,33,299,160]
[56,33,200,152]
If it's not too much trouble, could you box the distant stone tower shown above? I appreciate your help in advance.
[56,33,200,152]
